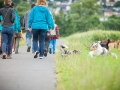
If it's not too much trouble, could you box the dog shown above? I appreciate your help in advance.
[117,40,120,53]
[98,39,111,50]
[98,39,117,51]
[89,42,117,59]
[60,44,81,57]
[108,42,117,51]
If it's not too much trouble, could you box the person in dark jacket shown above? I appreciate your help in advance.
[0,0,15,59]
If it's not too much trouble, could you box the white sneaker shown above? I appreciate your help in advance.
[39,57,43,59]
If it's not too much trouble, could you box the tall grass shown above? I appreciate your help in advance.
[56,30,120,90]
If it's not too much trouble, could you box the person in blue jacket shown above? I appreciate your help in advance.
[0,15,3,32]
[11,2,22,54]
[0,15,3,54]
[28,0,54,59]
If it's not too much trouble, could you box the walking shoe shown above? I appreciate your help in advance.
[34,51,39,58]
[39,56,43,59]
[44,48,48,57]
[2,53,7,59]
[53,52,55,54]
[7,56,12,59]
[27,46,31,52]
[15,52,19,54]
[49,48,52,54]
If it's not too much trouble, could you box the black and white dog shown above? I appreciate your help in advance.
[98,39,110,50]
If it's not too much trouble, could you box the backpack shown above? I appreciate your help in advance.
[50,24,57,36]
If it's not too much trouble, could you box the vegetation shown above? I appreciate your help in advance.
[15,1,31,24]
[1,0,120,36]
[56,30,120,90]
[0,0,4,8]
[54,0,120,37]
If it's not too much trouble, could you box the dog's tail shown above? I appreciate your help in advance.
[108,52,118,59]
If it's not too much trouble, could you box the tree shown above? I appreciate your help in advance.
[109,0,114,2]
[69,0,101,31]
[12,0,21,6]
[114,1,120,7]
[71,0,101,17]
[15,1,31,25]
[0,0,4,8]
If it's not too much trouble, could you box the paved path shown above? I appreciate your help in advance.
[0,39,63,90]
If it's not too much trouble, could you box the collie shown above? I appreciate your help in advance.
[89,42,117,59]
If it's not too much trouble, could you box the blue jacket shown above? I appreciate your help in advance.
[0,15,3,31]
[28,5,54,30]
[14,9,21,33]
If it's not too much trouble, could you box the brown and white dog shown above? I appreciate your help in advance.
[117,40,120,53]
[89,42,117,59]
[108,42,117,51]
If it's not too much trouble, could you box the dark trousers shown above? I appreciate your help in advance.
[44,33,50,51]
[1,27,14,56]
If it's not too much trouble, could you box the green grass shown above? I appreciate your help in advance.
[56,30,120,90]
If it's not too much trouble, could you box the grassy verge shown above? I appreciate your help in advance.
[56,30,120,90]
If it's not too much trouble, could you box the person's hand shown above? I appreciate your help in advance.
[28,28,32,32]
[18,32,22,37]
[56,35,60,39]
[0,22,3,24]
[22,27,25,30]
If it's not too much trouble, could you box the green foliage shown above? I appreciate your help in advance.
[91,30,120,41]
[54,0,103,37]
[71,0,101,17]
[114,1,120,7]
[88,15,100,28]
[49,2,58,8]
[101,15,120,30]
[0,0,4,8]
[54,12,77,37]
[16,1,31,25]
[12,0,21,6]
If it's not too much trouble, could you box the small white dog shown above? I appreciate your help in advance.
[89,42,118,59]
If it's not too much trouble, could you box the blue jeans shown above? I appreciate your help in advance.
[26,30,34,52]
[32,29,47,57]
[1,27,14,56]
[49,39,56,53]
